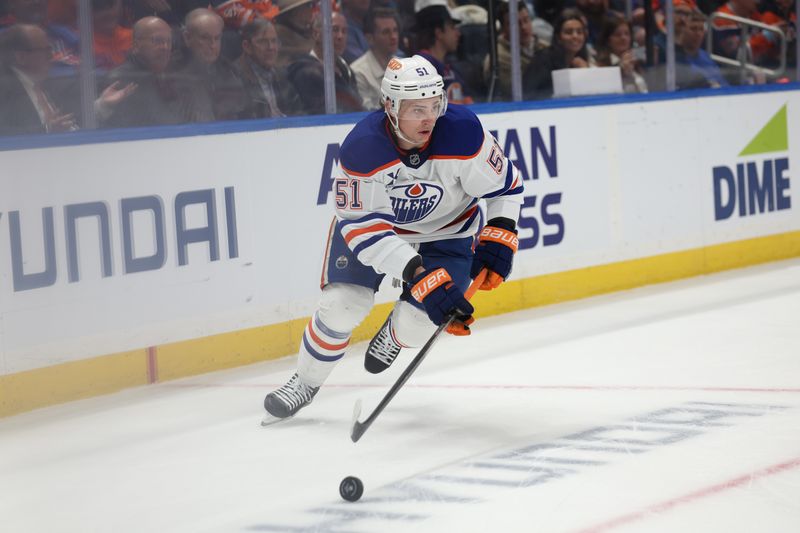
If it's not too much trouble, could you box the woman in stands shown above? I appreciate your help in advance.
[595,13,648,94]
[522,8,591,100]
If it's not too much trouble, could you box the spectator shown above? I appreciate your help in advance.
[762,0,797,33]
[654,0,697,34]
[595,13,648,92]
[0,23,133,134]
[175,8,248,122]
[761,0,796,68]
[414,4,474,104]
[676,10,730,88]
[92,0,132,71]
[0,23,77,134]
[351,7,400,110]
[653,0,695,64]
[288,11,363,114]
[212,0,279,30]
[101,16,185,128]
[235,18,298,117]
[0,0,80,75]
[712,0,778,65]
[341,0,370,63]
[484,0,543,101]
[522,8,591,99]
[273,0,317,66]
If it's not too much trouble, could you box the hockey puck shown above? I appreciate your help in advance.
[339,476,364,502]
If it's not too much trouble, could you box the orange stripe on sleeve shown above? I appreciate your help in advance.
[343,223,395,245]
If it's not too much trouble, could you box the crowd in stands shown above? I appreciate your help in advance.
[0,0,796,134]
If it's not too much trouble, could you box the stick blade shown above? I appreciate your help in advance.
[351,420,367,443]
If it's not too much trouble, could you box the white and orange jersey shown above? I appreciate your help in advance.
[334,105,524,281]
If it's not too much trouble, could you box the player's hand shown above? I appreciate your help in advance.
[470,218,519,291]
[410,267,474,333]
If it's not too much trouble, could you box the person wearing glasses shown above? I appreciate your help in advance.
[101,16,187,128]
[0,23,134,135]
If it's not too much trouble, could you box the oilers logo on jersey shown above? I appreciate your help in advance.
[390,182,443,224]
[334,105,524,281]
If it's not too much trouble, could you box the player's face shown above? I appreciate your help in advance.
[396,96,442,148]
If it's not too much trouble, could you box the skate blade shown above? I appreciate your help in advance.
[260,413,292,427]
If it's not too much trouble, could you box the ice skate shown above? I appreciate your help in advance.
[261,373,320,426]
[364,316,403,374]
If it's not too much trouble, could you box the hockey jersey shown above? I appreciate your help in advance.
[335,104,524,281]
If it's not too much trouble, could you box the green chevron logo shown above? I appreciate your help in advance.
[739,104,788,156]
[713,103,791,221]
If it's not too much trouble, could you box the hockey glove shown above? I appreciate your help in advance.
[411,267,475,332]
[470,218,519,291]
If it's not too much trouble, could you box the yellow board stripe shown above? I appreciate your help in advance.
[2,230,799,418]
[0,349,149,417]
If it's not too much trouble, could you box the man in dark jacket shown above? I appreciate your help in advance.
[0,23,75,135]
[0,23,133,135]
[102,16,185,128]
[174,8,247,122]
[234,18,298,118]
[288,11,363,115]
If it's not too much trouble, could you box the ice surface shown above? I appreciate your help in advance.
[2,259,799,532]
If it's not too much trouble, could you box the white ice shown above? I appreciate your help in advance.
[2,259,799,533]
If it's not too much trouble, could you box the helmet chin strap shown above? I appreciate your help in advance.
[386,109,419,147]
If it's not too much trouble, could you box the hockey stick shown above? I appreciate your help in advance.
[350,269,488,442]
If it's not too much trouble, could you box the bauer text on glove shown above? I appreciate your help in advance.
[411,267,475,328]
[470,217,518,290]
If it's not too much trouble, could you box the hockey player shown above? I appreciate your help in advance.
[262,55,523,424]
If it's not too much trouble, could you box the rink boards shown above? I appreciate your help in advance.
[1,86,799,416]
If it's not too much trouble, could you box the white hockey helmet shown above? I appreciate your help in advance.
[381,55,447,129]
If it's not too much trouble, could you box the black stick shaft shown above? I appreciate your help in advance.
[350,270,487,442]
[350,321,450,442]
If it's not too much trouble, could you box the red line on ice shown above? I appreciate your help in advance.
[573,456,800,533]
